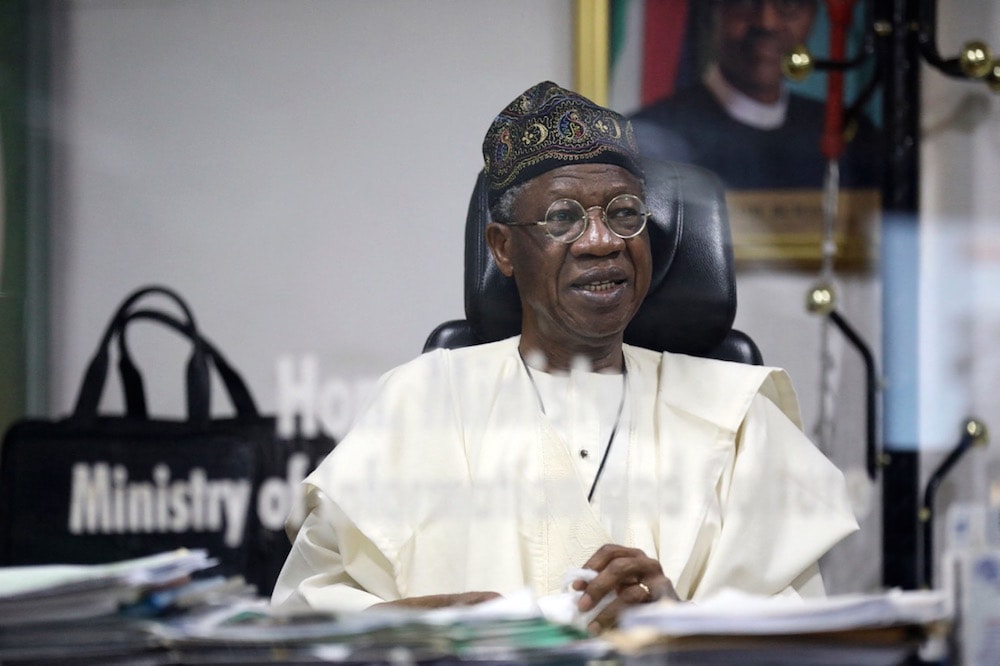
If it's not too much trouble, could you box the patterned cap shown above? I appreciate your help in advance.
[482,81,643,208]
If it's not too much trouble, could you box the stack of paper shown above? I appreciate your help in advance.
[0,548,217,625]
[0,549,227,661]
[152,588,607,663]
[619,588,951,637]
[614,589,952,666]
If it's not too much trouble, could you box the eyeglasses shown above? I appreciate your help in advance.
[504,194,649,244]
[719,0,816,18]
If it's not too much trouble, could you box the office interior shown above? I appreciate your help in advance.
[1,0,999,604]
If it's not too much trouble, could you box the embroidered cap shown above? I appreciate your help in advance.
[482,81,643,208]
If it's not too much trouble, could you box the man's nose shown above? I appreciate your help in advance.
[751,0,784,30]
[572,208,625,255]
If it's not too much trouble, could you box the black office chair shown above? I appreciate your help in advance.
[424,157,762,365]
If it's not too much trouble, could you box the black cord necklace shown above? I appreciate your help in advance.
[519,353,628,503]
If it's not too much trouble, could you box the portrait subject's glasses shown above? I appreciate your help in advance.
[719,0,816,18]
[504,194,649,244]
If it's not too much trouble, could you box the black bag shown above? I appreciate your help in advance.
[0,286,336,595]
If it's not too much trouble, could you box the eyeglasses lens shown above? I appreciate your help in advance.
[544,200,585,241]
[606,195,646,237]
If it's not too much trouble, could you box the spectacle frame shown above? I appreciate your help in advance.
[503,194,650,244]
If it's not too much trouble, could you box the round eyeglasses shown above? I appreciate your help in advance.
[504,194,650,244]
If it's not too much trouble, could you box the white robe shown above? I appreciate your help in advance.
[272,337,858,612]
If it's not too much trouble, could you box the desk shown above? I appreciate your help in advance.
[0,616,939,665]
[0,554,952,665]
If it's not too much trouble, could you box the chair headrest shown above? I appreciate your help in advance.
[463,157,737,356]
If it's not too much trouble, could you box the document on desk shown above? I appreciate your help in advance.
[619,588,951,637]
[0,549,216,625]
[150,587,609,664]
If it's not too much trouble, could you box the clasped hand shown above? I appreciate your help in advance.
[370,543,677,634]
[571,543,679,634]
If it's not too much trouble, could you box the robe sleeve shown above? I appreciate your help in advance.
[270,485,399,612]
[692,391,859,599]
[270,348,468,612]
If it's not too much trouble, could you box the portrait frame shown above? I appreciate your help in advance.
[572,0,880,272]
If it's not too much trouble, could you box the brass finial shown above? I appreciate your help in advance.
[806,284,836,315]
[960,41,994,79]
[987,60,1000,93]
[965,419,989,446]
[782,44,813,82]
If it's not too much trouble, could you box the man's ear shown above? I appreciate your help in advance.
[485,222,515,277]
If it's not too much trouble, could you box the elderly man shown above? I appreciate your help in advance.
[272,81,857,633]
[630,0,880,189]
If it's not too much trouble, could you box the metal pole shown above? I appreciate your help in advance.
[877,0,922,591]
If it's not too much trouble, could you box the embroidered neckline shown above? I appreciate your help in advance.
[518,352,627,503]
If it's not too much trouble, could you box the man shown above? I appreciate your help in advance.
[630,0,880,189]
[271,81,858,633]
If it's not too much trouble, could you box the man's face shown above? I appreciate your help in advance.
[486,164,652,366]
[714,0,818,103]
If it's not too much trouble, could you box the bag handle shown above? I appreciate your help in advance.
[116,309,260,420]
[71,285,210,426]
[114,307,198,420]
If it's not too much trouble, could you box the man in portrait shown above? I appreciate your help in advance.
[629,0,881,190]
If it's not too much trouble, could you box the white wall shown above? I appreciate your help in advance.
[921,1,1000,446]
[919,2,1000,582]
[48,0,573,426]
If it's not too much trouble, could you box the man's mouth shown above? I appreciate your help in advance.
[744,35,783,61]
[579,279,626,293]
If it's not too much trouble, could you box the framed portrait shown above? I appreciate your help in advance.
[573,0,881,271]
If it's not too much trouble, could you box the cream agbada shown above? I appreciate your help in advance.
[273,81,859,627]
[271,338,858,612]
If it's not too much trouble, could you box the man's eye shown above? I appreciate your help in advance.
[609,206,640,219]
[548,209,579,223]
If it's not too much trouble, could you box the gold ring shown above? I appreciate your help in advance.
[637,581,651,600]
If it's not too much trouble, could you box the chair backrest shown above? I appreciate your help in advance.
[424,156,762,365]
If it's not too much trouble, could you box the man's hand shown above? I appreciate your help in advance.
[572,543,679,634]
[368,591,501,610]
